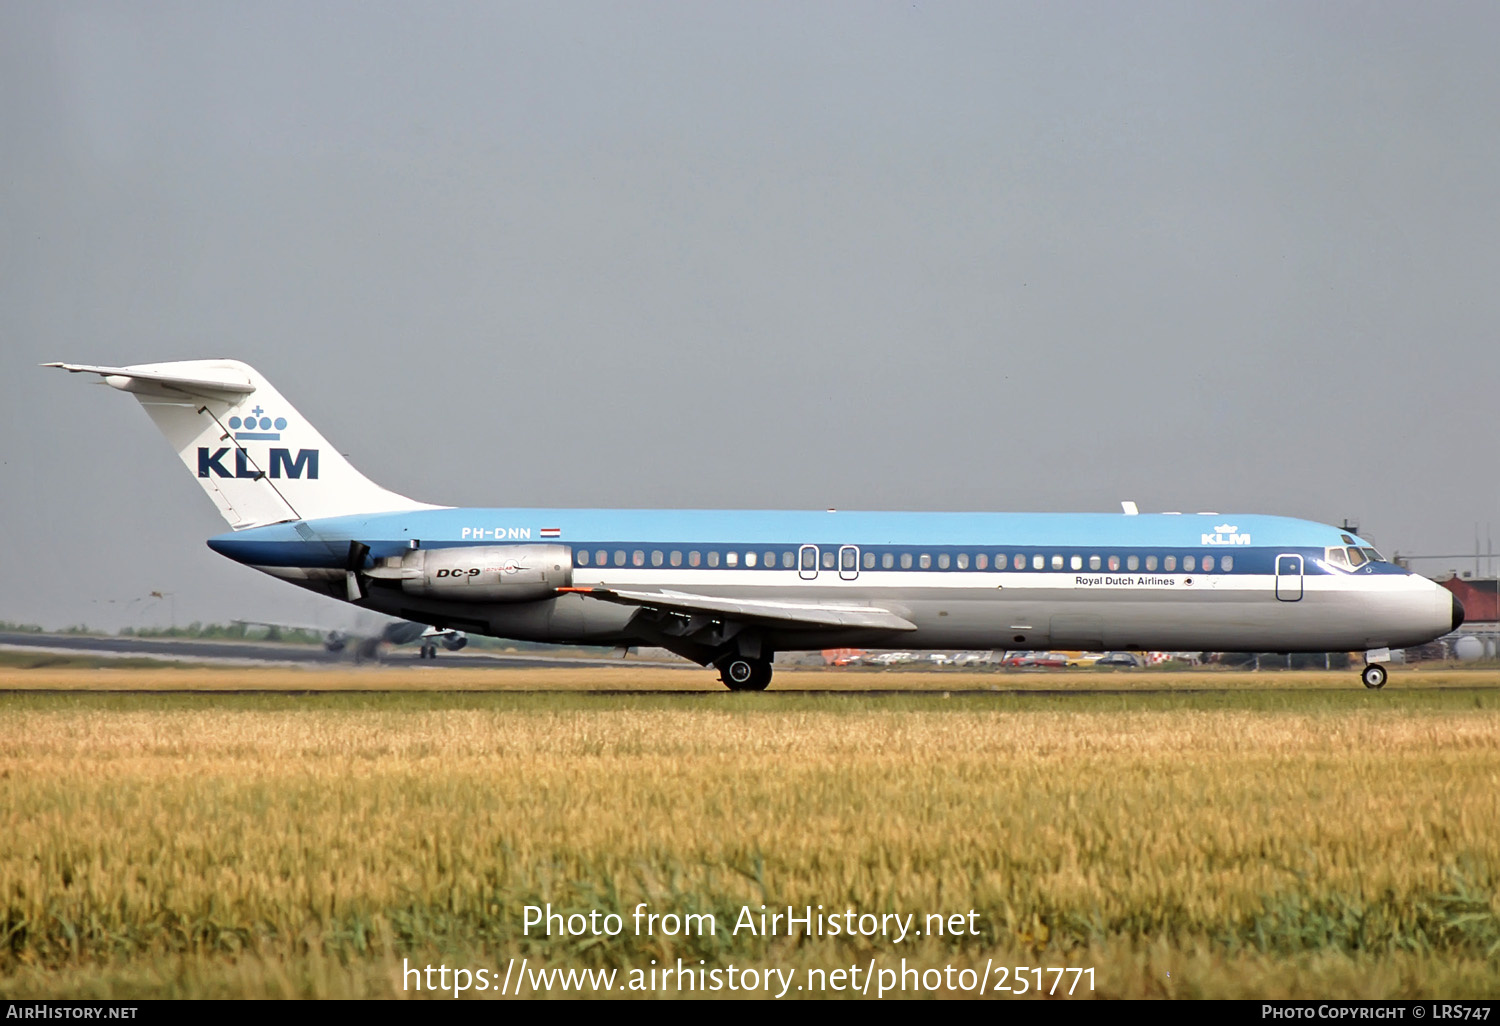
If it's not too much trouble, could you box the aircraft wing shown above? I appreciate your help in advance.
[557,587,917,632]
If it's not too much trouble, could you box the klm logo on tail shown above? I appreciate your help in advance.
[198,447,319,479]
[229,406,287,441]
[198,405,319,479]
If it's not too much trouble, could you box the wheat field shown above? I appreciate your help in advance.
[1,675,1498,998]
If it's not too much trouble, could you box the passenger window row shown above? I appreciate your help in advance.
[572,548,1236,572]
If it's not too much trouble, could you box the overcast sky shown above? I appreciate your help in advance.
[3,2,1498,632]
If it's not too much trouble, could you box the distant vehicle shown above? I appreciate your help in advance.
[868,652,915,666]
[1095,652,1142,668]
[822,647,866,666]
[928,653,954,666]
[1065,652,1103,667]
[953,651,990,666]
[234,618,467,660]
[1003,651,1068,668]
[49,358,1462,691]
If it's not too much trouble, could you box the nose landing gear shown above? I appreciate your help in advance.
[1359,663,1387,689]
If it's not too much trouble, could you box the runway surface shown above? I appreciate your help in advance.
[0,631,691,670]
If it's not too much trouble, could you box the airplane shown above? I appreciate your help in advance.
[46,359,1464,691]
[233,618,467,660]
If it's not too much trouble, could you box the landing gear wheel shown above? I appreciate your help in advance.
[1360,663,1387,689]
[420,643,437,660]
[720,657,772,692]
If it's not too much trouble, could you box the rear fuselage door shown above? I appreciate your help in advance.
[799,544,820,581]
[1275,554,1304,601]
[839,545,860,581]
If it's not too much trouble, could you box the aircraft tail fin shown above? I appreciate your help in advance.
[46,359,439,529]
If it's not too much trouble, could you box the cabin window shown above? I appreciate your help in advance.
[956,553,969,569]
[707,551,721,568]
[938,553,950,569]
[1202,555,1214,572]
[726,551,739,567]
[976,553,988,569]
[822,550,836,569]
[919,554,932,569]
[1127,555,1139,571]
[1145,555,1158,571]
[1221,555,1234,571]
[995,554,1007,570]
[764,551,776,568]
[1070,555,1083,570]
[1089,555,1101,570]
[1033,554,1045,570]
[651,550,663,567]
[633,550,645,567]
[901,553,913,569]
[864,551,876,569]
[801,547,817,571]
[1183,555,1195,572]
[882,553,894,569]
[596,549,607,567]
[614,550,627,567]
[1163,555,1177,571]
[689,550,701,567]
[783,551,795,568]
[577,550,589,566]
[670,550,682,567]
[744,551,757,567]
[842,548,857,571]
[1108,555,1121,571]
[1051,554,1063,570]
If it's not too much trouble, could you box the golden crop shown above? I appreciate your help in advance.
[1,675,1497,998]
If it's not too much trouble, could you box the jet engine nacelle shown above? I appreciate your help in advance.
[441,633,469,651]
[397,545,572,602]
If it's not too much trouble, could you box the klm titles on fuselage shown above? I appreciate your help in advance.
[1201,525,1251,546]
[197,447,319,480]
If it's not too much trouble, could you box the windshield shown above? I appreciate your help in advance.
[1361,547,1383,563]
[1346,547,1367,568]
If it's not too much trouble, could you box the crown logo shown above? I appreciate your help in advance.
[228,406,288,440]
[1214,523,1237,534]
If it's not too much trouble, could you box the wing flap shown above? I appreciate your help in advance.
[558,587,917,631]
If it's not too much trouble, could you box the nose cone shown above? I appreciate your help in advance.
[1452,592,1466,633]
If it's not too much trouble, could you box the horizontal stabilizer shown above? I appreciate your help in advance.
[42,362,255,397]
[558,587,917,632]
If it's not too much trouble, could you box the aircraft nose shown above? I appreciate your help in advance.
[1452,592,1466,633]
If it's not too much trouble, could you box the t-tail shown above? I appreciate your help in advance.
[46,359,440,529]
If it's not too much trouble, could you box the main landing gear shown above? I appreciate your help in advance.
[718,656,773,692]
[1360,663,1388,690]
[419,641,438,660]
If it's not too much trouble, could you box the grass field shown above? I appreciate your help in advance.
[2,668,1498,999]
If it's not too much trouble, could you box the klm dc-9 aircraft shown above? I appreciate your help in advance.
[49,360,1463,690]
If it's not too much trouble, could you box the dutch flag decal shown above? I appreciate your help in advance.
[540,527,561,538]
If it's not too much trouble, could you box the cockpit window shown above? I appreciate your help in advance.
[1362,547,1383,563]
[1340,534,1356,545]
[1325,547,1350,569]
[1346,547,1367,568]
